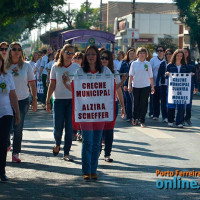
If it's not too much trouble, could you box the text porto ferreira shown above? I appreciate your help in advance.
[156,170,200,189]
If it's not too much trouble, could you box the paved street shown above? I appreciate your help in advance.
[1,96,200,200]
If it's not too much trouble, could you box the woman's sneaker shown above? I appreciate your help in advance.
[168,122,173,127]
[12,154,21,163]
[177,124,183,128]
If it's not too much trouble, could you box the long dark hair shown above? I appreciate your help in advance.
[164,48,173,62]
[170,49,186,66]
[0,54,6,74]
[101,50,114,73]
[83,45,102,73]
[124,48,136,63]
[183,47,192,64]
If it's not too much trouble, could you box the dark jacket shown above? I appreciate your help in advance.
[119,60,133,87]
[166,64,188,74]
[156,61,168,86]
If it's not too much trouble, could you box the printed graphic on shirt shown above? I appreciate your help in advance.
[0,82,7,93]
[144,64,148,71]
[12,67,19,76]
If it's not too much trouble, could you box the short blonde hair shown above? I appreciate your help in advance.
[136,47,148,57]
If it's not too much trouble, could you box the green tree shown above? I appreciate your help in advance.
[174,0,200,53]
[74,2,100,29]
[158,35,178,52]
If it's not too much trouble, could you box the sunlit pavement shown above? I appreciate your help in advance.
[1,95,200,200]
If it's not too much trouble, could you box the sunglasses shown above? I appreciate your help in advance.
[166,53,172,56]
[0,48,8,51]
[157,50,164,52]
[65,51,74,55]
[101,56,109,60]
[73,57,82,60]
[12,48,22,52]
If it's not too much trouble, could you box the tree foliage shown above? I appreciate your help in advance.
[158,35,178,52]
[174,0,200,52]
[74,2,100,29]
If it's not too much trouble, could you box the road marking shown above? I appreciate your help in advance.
[133,127,174,139]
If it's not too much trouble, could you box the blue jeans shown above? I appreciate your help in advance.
[160,85,168,119]
[82,130,103,174]
[103,101,119,157]
[13,98,29,154]
[53,99,73,156]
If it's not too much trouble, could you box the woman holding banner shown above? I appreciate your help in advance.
[100,50,127,162]
[62,45,113,180]
[46,44,79,161]
[128,47,154,128]
[166,49,188,128]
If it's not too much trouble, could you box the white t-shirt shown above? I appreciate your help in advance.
[150,56,165,86]
[40,55,48,75]
[50,63,80,99]
[177,65,181,73]
[29,61,36,70]
[129,59,153,88]
[35,59,42,77]
[6,62,35,100]
[47,60,55,70]
[0,73,15,118]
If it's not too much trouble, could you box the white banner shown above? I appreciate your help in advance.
[168,73,191,104]
[73,74,115,123]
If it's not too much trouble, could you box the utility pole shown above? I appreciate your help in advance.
[86,0,89,21]
[132,0,135,47]
[100,0,102,30]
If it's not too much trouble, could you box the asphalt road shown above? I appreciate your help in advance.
[1,95,200,200]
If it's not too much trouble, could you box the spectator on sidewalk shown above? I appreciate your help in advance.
[5,42,37,163]
[0,54,20,181]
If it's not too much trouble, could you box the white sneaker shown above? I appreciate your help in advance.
[177,124,183,128]
[153,117,158,120]
[168,122,173,127]
[163,118,168,123]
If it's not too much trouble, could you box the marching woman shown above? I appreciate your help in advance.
[156,48,174,123]
[29,52,38,70]
[46,44,79,161]
[5,42,37,162]
[72,52,84,67]
[166,49,188,128]
[119,48,136,122]
[183,47,198,125]
[0,54,20,181]
[62,45,112,180]
[128,47,154,128]
[0,42,9,61]
[100,50,127,162]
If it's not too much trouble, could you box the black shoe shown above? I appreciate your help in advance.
[185,119,192,126]
[0,174,9,182]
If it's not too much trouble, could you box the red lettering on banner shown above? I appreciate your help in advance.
[78,112,109,119]
[82,83,86,89]
[103,82,106,88]
[76,91,81,97]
